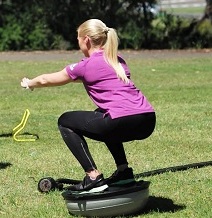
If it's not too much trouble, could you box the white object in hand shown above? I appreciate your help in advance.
[21,77,32,90]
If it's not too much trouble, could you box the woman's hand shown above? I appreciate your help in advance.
[21,77,34,90]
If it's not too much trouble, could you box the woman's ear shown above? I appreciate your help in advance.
[84,36,91,49]
[84,35,90,44]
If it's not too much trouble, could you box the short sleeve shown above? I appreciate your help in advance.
[66,59,86,81]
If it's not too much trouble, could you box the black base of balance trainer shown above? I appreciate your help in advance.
[62,180,150,217]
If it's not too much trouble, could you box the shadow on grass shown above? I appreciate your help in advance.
[0,162,12,170]
[126,196,186,217]
[0,132,39,139]
[0,132,13,137]
[142,196,186,214]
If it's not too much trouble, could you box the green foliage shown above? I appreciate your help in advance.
[26,22,53,50]
[0,15,23,50]
[0,0,211,50]
[0,0,66,51]
[147,13,212,49]
[196,19,212,47]
[118,20,144,49]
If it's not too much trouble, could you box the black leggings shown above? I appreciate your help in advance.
[58,110,156,172]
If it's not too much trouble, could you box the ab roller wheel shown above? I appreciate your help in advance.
[38,177,81,193]
[37,177,60,193]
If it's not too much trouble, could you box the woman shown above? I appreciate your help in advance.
[21,19,156,192]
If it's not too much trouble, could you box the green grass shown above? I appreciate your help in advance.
[165,6,205,14]
[0,54,212,218]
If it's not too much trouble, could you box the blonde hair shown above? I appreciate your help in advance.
[77,19,129,83]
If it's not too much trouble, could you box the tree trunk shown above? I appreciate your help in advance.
[201,0,212,23]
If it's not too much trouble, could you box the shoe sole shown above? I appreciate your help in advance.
[71,184,109,195]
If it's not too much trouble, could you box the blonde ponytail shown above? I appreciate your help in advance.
[104,28,129,83]
[78,19,129,83]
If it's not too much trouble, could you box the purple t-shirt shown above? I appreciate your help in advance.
[66,51,154,119]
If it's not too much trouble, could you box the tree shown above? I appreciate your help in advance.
[201,0,212,23]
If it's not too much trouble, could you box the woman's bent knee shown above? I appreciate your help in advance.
[58,112,70,126]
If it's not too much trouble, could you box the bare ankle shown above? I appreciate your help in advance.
[86,169,101,179]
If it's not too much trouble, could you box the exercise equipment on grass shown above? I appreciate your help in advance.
[12,109,37,142]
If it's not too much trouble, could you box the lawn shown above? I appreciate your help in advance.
[0,52,211,218]
[164,6,205,14]
[160,5,205,18]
